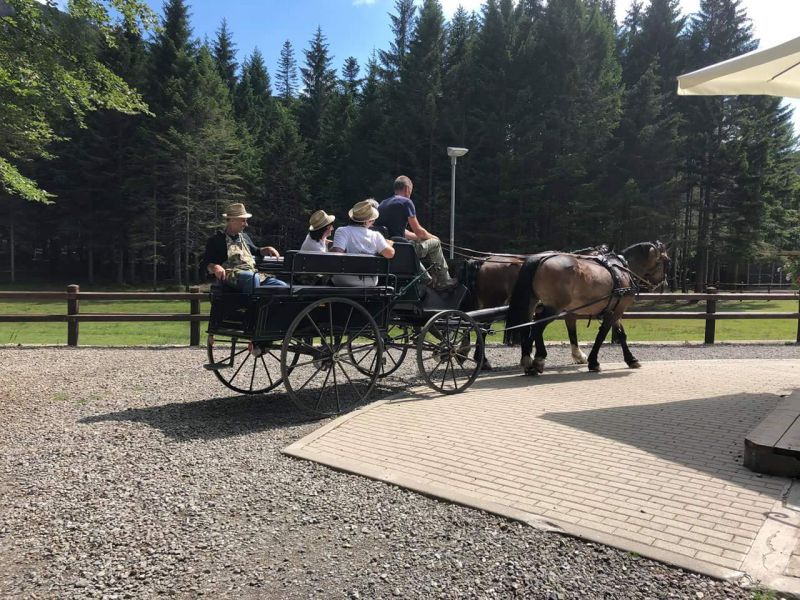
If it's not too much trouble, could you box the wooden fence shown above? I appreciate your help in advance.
[0,285,798,346]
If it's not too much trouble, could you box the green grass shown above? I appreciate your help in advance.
[0,299,209,345]
[0,294,797,346]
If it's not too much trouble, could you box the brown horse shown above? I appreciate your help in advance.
[504,242,670,374]
[464,247,613,367]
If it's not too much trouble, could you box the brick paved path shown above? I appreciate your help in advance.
[285,359,800,585]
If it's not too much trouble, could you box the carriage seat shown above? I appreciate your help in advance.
[284,250,389,277]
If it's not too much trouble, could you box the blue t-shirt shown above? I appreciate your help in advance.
[375,195,416,239]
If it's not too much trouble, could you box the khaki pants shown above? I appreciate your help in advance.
[413,238,451,288]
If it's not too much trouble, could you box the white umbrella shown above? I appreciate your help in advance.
[677,35,800,98]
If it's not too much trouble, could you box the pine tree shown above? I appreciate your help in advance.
[276,40,299,103]
[398,0,446,228]
[212,18,238,94]
[685,0,756,289]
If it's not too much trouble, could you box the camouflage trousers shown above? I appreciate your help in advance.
[413,238,451,288]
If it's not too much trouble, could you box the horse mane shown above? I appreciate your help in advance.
[504,256,543,346]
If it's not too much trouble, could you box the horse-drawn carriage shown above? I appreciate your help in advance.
[204,241,506,416]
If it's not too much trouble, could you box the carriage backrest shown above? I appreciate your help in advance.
[387,240,421,280]
[284,250,389,276]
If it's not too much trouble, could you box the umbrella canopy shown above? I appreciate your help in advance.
[677,36,800,98]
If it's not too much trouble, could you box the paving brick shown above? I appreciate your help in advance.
[286,360,800,582]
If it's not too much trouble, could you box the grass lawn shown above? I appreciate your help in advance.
[0,293,797,346]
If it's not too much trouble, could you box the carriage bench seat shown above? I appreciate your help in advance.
[284,250,390,276]
[252,285,394,298]
[744,390,800,477]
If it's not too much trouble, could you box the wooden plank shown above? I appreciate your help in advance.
[68,314,209,322]
[0,292,67,300]
[75,292,205,301]
[628,311,800,318]
[0,314,67,322]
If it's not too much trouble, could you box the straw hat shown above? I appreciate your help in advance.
[348,199,380,223]
[222,203,252,219]
[308,210,335,231]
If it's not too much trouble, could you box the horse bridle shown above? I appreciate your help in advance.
[623,242,669,291]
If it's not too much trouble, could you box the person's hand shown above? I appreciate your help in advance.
[210,265,225,280]
[386,239,394,246]
[261,246,281,258]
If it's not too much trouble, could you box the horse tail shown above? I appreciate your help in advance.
[504,255,543,346]
[459,259,482,312]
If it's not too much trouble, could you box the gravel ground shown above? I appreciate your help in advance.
[1,343,797,599]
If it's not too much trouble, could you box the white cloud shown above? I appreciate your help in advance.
[439,0,485,18]
[353,0,377,6]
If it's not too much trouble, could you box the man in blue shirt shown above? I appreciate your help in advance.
[375,175,457,291]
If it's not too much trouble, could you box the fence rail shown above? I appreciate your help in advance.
[0,285,798,346]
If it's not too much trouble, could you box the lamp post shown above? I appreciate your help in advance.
[446,146,468,259]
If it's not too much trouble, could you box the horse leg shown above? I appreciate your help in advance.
[471,338,493,371]
[587,313,614,372]
[532,307,556,373]
[614,320,640,368]
[565,314,587,364]
[520,325,537,375]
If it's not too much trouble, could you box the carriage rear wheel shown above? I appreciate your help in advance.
[416,310,484,395]
[281,297,383,416]
[206,335,292,395]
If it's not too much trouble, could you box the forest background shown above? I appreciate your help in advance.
[2,0,799,292]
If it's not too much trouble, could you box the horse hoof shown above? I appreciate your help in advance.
[533,358,545,374]
[588,364,601,372]
[627,360,641,369]
[524,368,540,377]
[481,362,493,371]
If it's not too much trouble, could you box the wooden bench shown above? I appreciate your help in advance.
[744,391,800,477]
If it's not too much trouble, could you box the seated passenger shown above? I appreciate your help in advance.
[301,210,335,252]
[203,202,289,291]
[330,199,395,286]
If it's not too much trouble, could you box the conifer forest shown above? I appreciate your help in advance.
[2,0,799,290]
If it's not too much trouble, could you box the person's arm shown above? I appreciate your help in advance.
[380,246,395,259]
[204,236,226,280]
[407,216,435,241]
[375,233,395,259]
[260,246,280,257]
[330,228,346,253]
[330,247,345,253]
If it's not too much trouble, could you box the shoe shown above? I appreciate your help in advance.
[434,278,459,293]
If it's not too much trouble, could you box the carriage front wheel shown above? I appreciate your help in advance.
[416,310,484,395]
[281,297,384,416]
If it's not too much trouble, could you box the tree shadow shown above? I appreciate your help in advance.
[80,381,404,442]
[540,388,799,494]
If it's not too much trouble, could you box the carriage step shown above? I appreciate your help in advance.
[203,361,233,370]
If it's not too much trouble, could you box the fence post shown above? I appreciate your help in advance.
[67,284,79,346]
[189,285,200,346]
[704,286,717,344]
[796,296,800,345]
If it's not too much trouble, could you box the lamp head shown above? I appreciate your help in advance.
[447,147,469,158]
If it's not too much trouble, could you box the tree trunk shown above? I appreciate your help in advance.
[116,246,124,285]
[184,166,191,290]
[88,243,95,285]
[127,247,136,284]
[152,190,158,291]
[9,216,15,284]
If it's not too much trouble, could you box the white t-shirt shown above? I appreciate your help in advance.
[300,234,327,253]
[331,225,389,255]
[331,225,389,287]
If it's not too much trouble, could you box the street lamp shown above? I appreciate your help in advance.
[447,146,468,259]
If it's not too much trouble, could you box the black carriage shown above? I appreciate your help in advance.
[205,241,494,416]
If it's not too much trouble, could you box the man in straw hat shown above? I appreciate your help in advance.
[330,199,395,286]
[301,210,335,252]
[203,202,288,290]
[375,175,457,292]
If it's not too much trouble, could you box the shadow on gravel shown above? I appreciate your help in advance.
[542,389,797,495]
[80,393,318,440]
[80,380,407,441]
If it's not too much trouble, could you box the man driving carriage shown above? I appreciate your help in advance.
[375,175,458,292]
[203,202,289,291]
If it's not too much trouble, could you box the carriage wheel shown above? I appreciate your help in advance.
[281,298,383,416]
[416,310,484,395]
[206,335,292,395]
[347,326,410,378]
